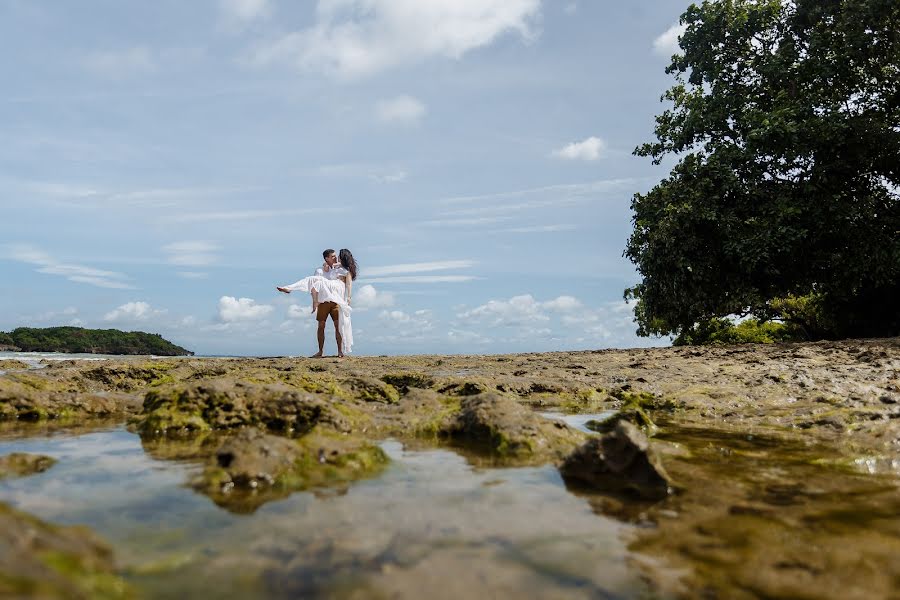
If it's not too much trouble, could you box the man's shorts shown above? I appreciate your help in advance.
[316,301,340,322]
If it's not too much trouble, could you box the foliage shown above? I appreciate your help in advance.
[674,317,794,345]
[0,332,14,347]
[1,327,192,356]
[626,0,900,341]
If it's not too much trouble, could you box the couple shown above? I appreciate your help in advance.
[277,248,357,358]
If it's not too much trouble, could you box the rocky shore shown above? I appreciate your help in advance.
[1,338,898,598]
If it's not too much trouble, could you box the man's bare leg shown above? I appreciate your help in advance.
[311,320,326,358]
[332,312,344,358]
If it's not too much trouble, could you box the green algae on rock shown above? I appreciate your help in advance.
[0,452,57,479]
[135,380,349,436]
[191,427,389,513]
[0,501,130,599]
[441,392,585,462]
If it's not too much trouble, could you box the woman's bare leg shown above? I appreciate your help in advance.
[310,288,319,314]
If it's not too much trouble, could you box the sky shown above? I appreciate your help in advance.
[0,0,689,357]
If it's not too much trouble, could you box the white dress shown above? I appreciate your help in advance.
[280,267,353,354]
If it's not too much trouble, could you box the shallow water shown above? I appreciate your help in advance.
[0,426,649,599]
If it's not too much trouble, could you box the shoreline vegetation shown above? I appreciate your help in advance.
[0,326,192,356]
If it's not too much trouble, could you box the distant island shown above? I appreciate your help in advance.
[0,327,193,356]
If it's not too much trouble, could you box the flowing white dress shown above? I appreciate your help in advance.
[280,269,353,354]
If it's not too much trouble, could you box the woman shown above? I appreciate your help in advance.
[276,249,357,354]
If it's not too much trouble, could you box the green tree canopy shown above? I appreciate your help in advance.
[626,0,900,340]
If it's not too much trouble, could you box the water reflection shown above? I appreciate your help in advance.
[0,428,646,599]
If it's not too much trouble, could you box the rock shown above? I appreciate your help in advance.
[560,421,670,500]
[441,392,584,461]
[380,372,435,394]
[135,380,346,435]
[192,428,389,513]
[0,453,57,479]
[0,359,29,371]
[0,501,129,598]
[341,376,400,404]
[0,375,134,422]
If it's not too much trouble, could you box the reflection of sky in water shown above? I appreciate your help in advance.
[539,412,615,434]
[0,428,644,599]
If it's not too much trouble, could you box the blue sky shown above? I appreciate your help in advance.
[1,0,688,356]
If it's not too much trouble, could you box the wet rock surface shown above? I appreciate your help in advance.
[0,501,129,599]
[441,392,584,461]
[1,338,899,598]
[0,452,57,479]
[192,427,389,514]
[560,421,670,500]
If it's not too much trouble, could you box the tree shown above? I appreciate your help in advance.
[626,0,900,341]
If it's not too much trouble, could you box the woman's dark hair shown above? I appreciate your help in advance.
[339,249,357,280]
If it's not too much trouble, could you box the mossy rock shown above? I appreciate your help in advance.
[341,376,400,404]
[80,362,179,392]
[0,453,57,479]
[380,373,435,394]
[135,380,344,436]
[441,392,585,462]
[0,501,130,599]
[0,359,29,371]
[192,428,389,513]
[438,380,490,396]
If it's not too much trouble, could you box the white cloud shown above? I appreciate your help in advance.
[5,244,135,289]
[161,207,346,224]
[653,23,687,57]
[377,308,434,334]
[244,0,541,79]
[373,170,408,184]
[83,46,157,78]
[353,284,395,309]
[104,301,166,322]
[489,224,577,234]
[365,260,475,277]
[552,136,606,161]
[458,294,584,327]
[220,0,271,24]
[287,304,313,319]
[365,275,477,284]
[218,296,274,322]
[177,271,209,279]
[458,294,549,326]
[162,241,219,267]
[542,295,583,312]
[376,95,426,124]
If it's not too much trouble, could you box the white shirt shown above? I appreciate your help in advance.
[314,265,349,280]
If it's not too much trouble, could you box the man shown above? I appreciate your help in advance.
[310,249,345,358]
[277,249,346,358]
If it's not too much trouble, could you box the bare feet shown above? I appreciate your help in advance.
[310,302,319,314]
[309,351,323,358]
[276,286,291,294]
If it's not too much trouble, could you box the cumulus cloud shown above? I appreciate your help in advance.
[6,244,135,289]
[220,0,271,24]
[376,95,426,124]
[218,296,274,322]
[104,301,166,322]
[551,136,606,161]
[83,46,157,77]
[353,284,395,309]
[162,241,219,267]
[458,294,585,327]
[244,0,541,79]
[653,23,687,56]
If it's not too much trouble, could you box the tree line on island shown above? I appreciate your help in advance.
[0,327,193,356]
[627,0,899,345]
